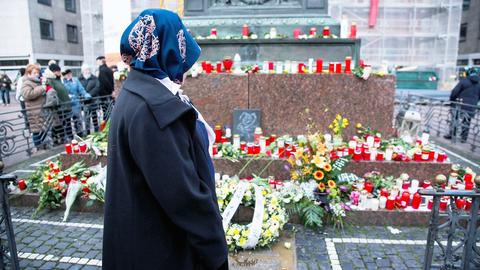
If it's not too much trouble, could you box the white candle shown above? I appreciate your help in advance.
[215,173,221,182]
[262,61,269,73]
[277,139,285,148]
[270,27,277,38]
[421,133,430,145]
[396,178,403,189]
[379,196,387,209]
[260,137,267,153]
[340,15,349,38]
[291,61,298,74]
[411,179,419,191]
[370,198,380,211]
[233,135,240,149]
[225,128,232,138]
[348,140,357,149]
[366,136,374,148]
[324,133,332,143]
[222,175,230,181]
[308,58,314,73]
[370,148,377,161]
[385,148,393,161]
[276,61,283,74]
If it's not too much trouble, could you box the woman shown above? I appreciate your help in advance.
[22,64,46,148]
[103,9,228,270]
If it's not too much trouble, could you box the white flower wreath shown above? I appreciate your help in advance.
[216,178,288,251]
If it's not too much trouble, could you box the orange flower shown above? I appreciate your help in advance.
[328,180,336,188]
[324,163,332,172]
[314,170,324,181]
[318,182,326,192]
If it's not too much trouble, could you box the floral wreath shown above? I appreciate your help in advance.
[216,178,288,251]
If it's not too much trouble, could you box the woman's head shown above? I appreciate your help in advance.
[25,64,41,79]
[120,9,200,83]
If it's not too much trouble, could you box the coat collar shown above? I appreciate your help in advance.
[123,69,196,130]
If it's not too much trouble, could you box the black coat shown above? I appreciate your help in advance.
[98,64,114,96]
[78,74,100,97]
[450,75,480,112]
[103,69,228,270]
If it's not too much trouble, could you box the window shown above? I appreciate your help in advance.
[457,59,468,66]
[65,0,76,13]
[40,19,54,40]
[64,60,82,66]
[67,25,78,43]
[0,60,29,67]
[463,0,470,10]
[460,23,467,42]
[38,0,51,6]
[473,59,480,65]
[37,59,59,66]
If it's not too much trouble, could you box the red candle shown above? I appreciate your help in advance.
[278,146,285,158]
[79,142,87,153]
[401,191,410,208]
[402,180,411,190]
[201,61,207,70]
[464,173,473,183]
[65,144,72,154]
[344,57,352,74]
[298,63,306,73]
[316,59,323,73]
[269,179,276,189]
[216,62,222,73]
[456,198,466,210]
[18,179,27,190]
[242,24,249,37]
[353,149,362,161]
[293,28,301,39]
[285,147,292,158]
[411,193,421,209]
[413,151,422,162]
[386,196,395,210]
[268,61,274,71]
[465,181,474,190]
[240,142,247,152]
[214,125,222,143]
[427,199,433,210]
[349,22,357,39]
[422,150,430,161]
[422,180,431,189]
[328,62,335,73]
[322,26,330,38]
[247,143,255,155]
[437,152,447,162]
[380,188,389,197]
[465,199,472,211]
[210,28,217,36]
[204,62,213,73]
[428,151,436,161]
[376,152,384,161]
[270,135,277,144]
[395,195,403,208]
[309,27,317,36]
[335,63,342,74]
[362,149,371,160]
[254,144,261,155]
[364,182,373,193]
[439,198,448,212]
[65,174,72,185]
[212,144,218,156]
[223,58,233,72]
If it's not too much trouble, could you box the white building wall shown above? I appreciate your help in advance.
[0,0,33,61]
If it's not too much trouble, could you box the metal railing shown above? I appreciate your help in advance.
[0,162,19,269]
[395,94,480,153]
[419,188,480,270]
[0,96,114,165]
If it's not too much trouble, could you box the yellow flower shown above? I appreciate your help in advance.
[294,148,304,160]
[328,124,333,130]
[317,143,327,155]
[291,171,300,180]
[318,182,326,192]
[314,170,324,181]
[328,180,336,188]
[336,114,341,120]
[324,163,332,172]
[311,155,326,168]
[356,123,362,129]
[239,237,247,246]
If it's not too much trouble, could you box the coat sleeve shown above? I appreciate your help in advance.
[89,78,101,97]
[128,106,228,270]
[450,81,464,101]
[22,83,45,101]
[75,79,91,99]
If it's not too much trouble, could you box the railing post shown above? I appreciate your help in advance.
[424,195,441,270]
[0,161,19,270]
[462,195,480,270]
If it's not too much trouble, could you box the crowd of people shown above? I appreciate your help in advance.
[14,56,115,152]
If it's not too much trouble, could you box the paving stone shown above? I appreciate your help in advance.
[39,261,57,269]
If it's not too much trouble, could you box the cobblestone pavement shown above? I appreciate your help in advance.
[10,207,436,269]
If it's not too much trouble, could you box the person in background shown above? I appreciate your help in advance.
[46,63,73,143]
[79,64,101,134]
[15,68,26,102]
[21,64,46,150]
[63,69,91,137]
[0,73,12,106]
[445,67,480,143]
[96,56,114,117]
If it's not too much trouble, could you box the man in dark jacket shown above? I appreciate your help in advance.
[0,73,12,106]
[47,63,73,143]
[79,64,100,134]
[96,56,114,118]
[445,68,480,143]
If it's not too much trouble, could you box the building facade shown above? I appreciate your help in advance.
[81,0,105,70]
[457,0,480,68]
[0,0,83,78]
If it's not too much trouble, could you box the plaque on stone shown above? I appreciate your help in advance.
[233,109,261,142]
[338,173,361,183]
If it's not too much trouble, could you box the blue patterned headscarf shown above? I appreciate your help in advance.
[120,9,200,82]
